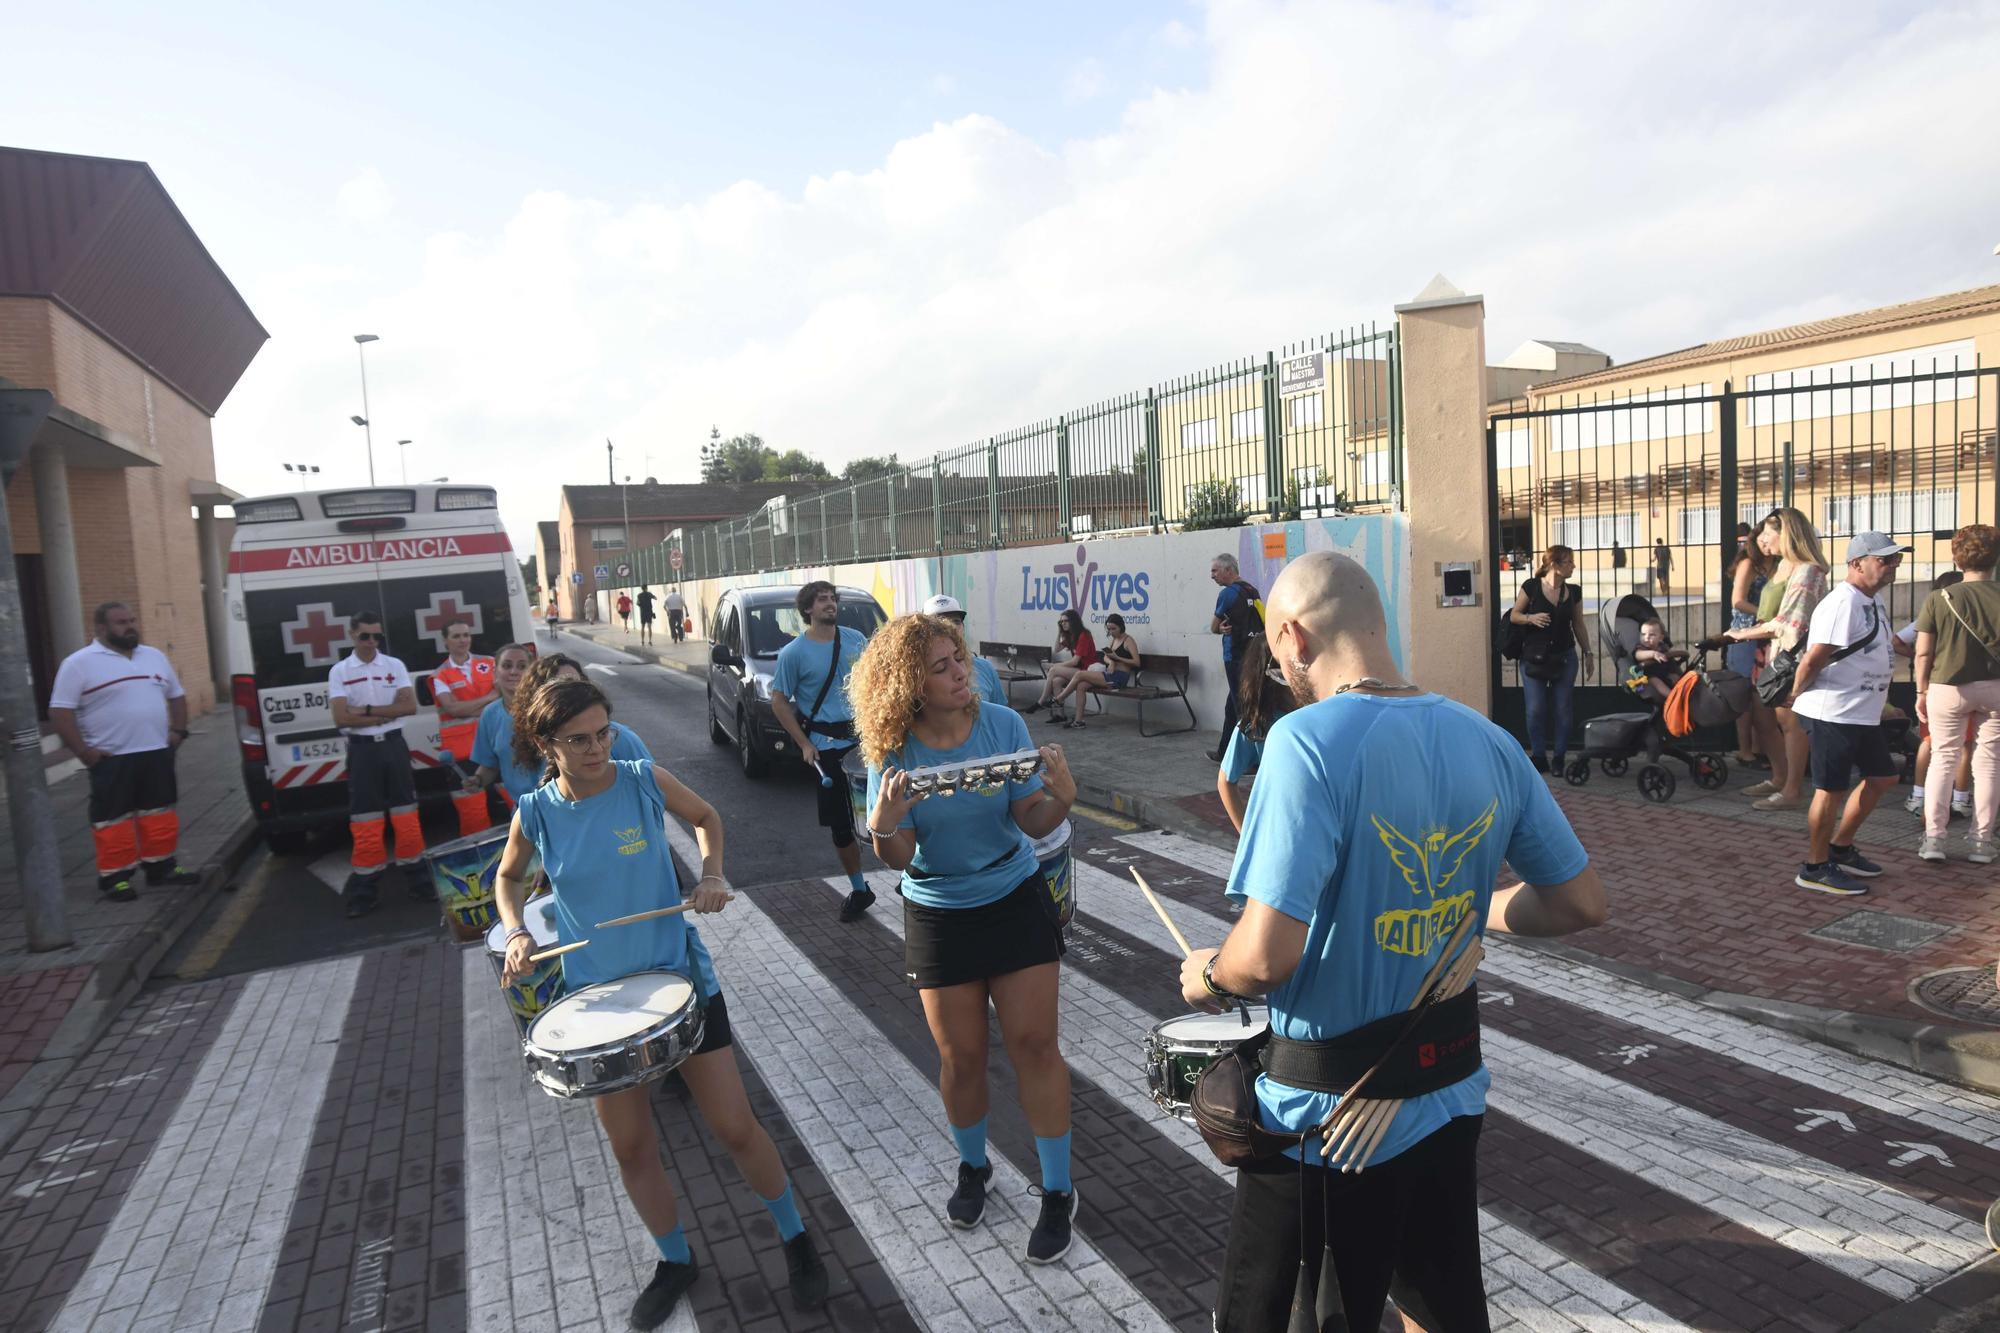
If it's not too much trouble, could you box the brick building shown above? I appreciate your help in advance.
[0,146,266,714]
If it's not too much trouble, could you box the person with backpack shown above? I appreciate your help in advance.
[771,582,874,922]
[1207,553,1264,761]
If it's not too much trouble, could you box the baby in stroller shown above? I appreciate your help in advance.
[1627,618,1690,703]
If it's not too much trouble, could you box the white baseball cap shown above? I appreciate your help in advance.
[922,594,965,618]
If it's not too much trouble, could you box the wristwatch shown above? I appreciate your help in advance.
[1202,954,1246,1002]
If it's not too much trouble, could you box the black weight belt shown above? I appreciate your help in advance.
[1261,988,1482,1100]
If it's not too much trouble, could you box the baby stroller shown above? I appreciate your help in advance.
[1560,593,1754,802]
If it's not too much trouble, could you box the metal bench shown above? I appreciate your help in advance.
[980,641,1053,706]
[1083,653,1198,737]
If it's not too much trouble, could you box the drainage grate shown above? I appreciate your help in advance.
[1806,910,1954,953]
[1913,967,2000,1027]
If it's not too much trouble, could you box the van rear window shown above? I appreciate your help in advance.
[320,490,416,517]
[233,498,304,524]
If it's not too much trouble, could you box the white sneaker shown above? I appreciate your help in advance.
[1918,835,1948,863]
[1970,839,1998,866]
[1953,800,1973,821]
[1904,793,1924,816]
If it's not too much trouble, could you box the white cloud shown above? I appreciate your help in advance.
[213,0,2000,560]
[335,167,393,225]
[1065,57,1107,103]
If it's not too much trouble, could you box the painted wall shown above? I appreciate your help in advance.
[684,514,1411,729]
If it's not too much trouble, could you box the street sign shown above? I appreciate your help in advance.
[571,571,583,586]
[594,563,609,580]
[669,547,684,572]
[614,562,632,579]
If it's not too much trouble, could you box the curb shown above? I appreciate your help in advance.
[1079,779,2000,1097]
[0,813,262,1153]
[566,628,705,678]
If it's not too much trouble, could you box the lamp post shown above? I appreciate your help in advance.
[353,334,380,483]
[397,439,412,484]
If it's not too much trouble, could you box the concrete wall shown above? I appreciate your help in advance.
[680,513,1412,728]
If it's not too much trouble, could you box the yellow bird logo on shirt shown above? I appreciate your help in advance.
[1368,802,1496,957]
[613,826,648,856]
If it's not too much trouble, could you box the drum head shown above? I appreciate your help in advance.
[1028,819,1072,859]
[527,971,697,1051]
[1155,1007,1270,1044]
[484,892,559,954]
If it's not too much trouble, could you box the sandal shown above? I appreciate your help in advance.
[1064,719,1086,729]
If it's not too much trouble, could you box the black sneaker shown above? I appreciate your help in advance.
[1020,702,1044,715]
[97,876,138,903]
[1025,1186,1077,1265]
[946,1161,992,1229]
[783,1231,829,1309]
[143,861,200,887]
[1205,747,1225,763]
[343,875,381,919]
[1830,846,1884,878]
[628,1258,698,1330]
[838,889,876,923]
[1043,711,1066,724]
[1063,719,1086,730]
[1795,863,1868,896]
[1530,753,1549,773]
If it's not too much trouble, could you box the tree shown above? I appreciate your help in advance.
[699,431,831,484]
[1181,479,1249,531]
[763,449,832,482]
[843,453,902,481]
[520,555,540,601]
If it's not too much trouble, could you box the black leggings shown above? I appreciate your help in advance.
[1215,1114,1489,1333]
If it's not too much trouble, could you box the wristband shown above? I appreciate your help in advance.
[867,822,902,840]
[504,926,532,946]
[1202,954,1245,1002]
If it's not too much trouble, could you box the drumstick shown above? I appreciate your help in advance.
[1129,868,1194,957]
[594,902,698,929]
[529,939,590,963]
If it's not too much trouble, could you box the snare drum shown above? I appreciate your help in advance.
[1144,1007,1270,1123]
[1028,820,1075,930]
[482,893,565,1032]
[522,970,706,1099]
[843,748,869,834]
[424,827,540,943]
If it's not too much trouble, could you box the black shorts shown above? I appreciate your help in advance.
[694,991,733,1055]
[88,748,178,823]
[812,743,858,847]
[1217,1114,1488,1333]
[346,732,418,815]
[903,871,1063,990]
[1801,716,1898,793]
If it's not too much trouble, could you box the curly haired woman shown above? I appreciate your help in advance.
[850,613,1083,1265]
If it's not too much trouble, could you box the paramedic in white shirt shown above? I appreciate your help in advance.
[326,610,428,917]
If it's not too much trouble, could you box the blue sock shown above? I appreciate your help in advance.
[847,871,867,894]
[760,1180,805,1242]
[950,1116,988,1170]
[652,1225,691,1264]
[1035,1131,1073,1194]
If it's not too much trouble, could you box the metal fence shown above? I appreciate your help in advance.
[1488,357,2000,738]
[608,322,1399,587]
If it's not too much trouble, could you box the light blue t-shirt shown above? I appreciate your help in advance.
[772,625,868,731]
[1227,693,1588,1164]
[972,655,1007,707]
[514,760,719,994]
[472,701,652,801]
[1219,726,1262,783]
[866,705,1045,909]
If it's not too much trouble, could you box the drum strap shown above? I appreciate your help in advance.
[1262,989,1482,1100]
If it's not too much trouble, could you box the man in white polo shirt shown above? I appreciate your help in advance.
[327,610,428,918]
[1789,530,1905,897]
[47,602,198,902]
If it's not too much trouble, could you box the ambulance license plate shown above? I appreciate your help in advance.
[289,740,344,762]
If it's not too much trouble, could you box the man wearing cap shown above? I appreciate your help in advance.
[923,595,1007,706]
[1788,531,1906,896]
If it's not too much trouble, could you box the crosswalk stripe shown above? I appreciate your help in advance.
[831,871,1688,1332]
[50,957,362,1333]
[1108,838,1996,1301]
[669,826,1178,1332]
[461,948,700,1333]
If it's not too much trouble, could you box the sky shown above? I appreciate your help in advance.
[7,0,2000,557]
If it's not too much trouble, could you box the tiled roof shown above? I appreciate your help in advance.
[1538,283,2000,394]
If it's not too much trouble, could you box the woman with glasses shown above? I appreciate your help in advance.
[493,678,828,1328]
[467,651,652,802]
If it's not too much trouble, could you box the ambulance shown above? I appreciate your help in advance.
[224,484,535,851]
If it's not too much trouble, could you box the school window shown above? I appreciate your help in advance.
[590,525,626,550]
[1180,418,1218,449]
[1822,489,1959,538]
[1229,408,1264,443]
[1550,513,1638,551]
[1288,395,1324,428]
[1678,507,1719,546]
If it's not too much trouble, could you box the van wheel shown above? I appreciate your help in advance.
[708,692,729,745]
[266,828,309,856]
[737,711,768,779]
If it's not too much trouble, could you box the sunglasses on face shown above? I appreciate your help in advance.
[354,631,385,642]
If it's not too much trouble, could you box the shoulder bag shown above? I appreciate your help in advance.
[802,631,853,742]
[1938,589,2000,670]
[1759,602,1878,708]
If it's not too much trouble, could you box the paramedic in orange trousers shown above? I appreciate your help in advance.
[432,618,497,835]
[328,610,428,918]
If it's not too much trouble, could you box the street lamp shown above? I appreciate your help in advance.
[397,438,412,484]
[353,334,380,484]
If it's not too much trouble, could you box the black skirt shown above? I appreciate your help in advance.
[903,872,1064,990]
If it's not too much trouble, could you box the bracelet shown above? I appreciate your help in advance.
[697,874,726,886]
[866,822,902,840]
[504,926,532,945]
[1202,954,1245,1002]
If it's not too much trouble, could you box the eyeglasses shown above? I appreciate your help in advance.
[354,631,385,642]
[553,725,614,752]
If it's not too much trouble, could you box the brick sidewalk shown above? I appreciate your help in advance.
[0,712,256,1146]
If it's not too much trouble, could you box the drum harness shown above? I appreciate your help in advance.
[802,632,854,743]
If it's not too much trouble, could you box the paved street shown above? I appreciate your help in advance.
[6,630,2000,1331]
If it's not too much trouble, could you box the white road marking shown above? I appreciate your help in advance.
[584,663,619,676]
[50,957,362,1333]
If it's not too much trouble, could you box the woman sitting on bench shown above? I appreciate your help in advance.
[1050,614,1143,730]
[1024,610,1097,720]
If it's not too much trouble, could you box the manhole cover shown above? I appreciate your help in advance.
[1913,967,2000,1026]
[1807,910,1954,953]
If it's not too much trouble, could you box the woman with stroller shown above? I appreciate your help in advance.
[1725,531,1775,765]
[1508,544,1594,772]
[1725,507,1830,811]
[1913,524,2000,863]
